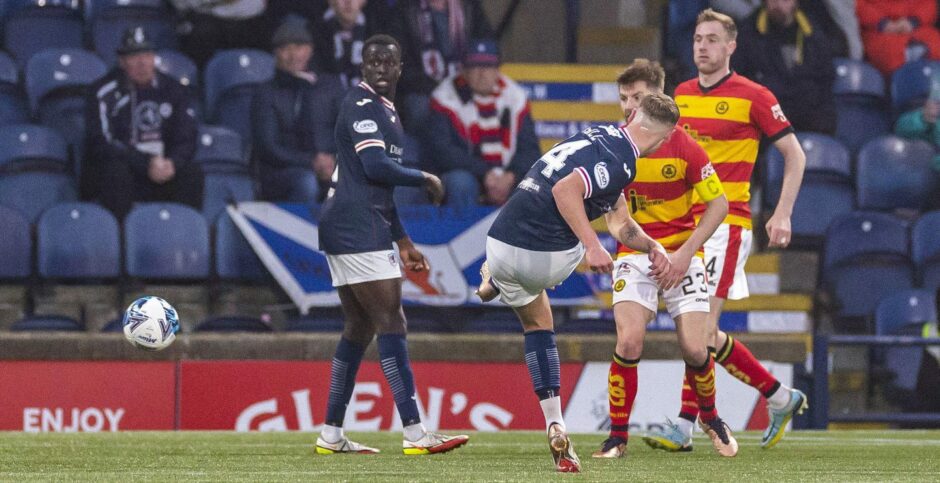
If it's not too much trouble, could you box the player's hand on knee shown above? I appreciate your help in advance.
[585,245,613,274]
[765,212,792,249]
[422,172,445,205]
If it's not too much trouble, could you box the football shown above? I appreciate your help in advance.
[122,296,180,351]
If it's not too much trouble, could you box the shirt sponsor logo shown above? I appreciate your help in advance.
[356,98,373,106]
[389,144,403,156]
[353,120,378,133]
[594,162,609,189]
[518,177,540,193]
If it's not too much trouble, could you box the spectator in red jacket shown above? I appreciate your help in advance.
[857,0,940,75]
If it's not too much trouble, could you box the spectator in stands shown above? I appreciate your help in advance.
[85,27,202,219]
[857,0,940,75]
[711,0,863,59]
[388,0,493,134]
[252,16,343,202]
[426,39,538,207]
[894,69,940,174]
[173,0,269,67]
[313,0,373,88]
[734,0,837,134]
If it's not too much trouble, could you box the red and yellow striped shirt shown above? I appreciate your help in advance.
[675,72,793,229]
[616,125,724,257]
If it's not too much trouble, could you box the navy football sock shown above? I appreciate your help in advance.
[377,333,421,427]
[324,337,366,427]
[524,330,561,400]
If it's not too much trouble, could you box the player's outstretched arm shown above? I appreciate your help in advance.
[552,172,613,273]
[605,194,679,288]
[766,133,805,249]
[359,146,427,187]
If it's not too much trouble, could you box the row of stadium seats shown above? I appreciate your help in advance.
[821,210,940,332]
[763,132,939,247]
[0,123,254,223]
[872,289,937,399]
[0,201,262,283]
[1,0,176,67]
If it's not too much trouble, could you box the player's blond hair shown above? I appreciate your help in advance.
[696,8,737,41]
[616,59,665,92]
[638,92,679,128]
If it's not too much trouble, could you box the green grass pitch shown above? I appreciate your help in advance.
[1,430,938,481]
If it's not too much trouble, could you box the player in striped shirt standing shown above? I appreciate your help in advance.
[644,8,808,452]
[591,59,734,459]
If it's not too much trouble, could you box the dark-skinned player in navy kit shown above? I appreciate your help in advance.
[315,34,468,455]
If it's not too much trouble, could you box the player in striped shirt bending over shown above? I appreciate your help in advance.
[644,8,808,452]
[591,59,734,460]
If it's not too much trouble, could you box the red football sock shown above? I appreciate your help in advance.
[685,356,718,423]
[716,335,781,398]
[678,373,699,423]
[607,353,638,441]
[677,347,715,423]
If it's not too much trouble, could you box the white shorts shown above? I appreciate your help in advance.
[325,250,401,287]
[704,224,753,300]
[485,237,585,308]
[611,254,710,319]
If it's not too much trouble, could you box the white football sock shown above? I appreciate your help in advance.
[767,385,792,410]
[403,422,427,442]
[540,396,565,432]
[321,424,344,444]
[676,417,694,438]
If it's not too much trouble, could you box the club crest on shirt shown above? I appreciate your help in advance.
[353,120,378,133]
[594,162,609,189]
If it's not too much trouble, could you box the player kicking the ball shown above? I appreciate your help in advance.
[644,9,808,452]
[315,34,468,456]
[591,59,735,460]
[478,93,682,472]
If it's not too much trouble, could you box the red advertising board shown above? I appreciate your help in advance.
[180,361,584,431]
[0,362,175,432]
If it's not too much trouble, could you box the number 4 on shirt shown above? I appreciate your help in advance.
[539,140,592,177]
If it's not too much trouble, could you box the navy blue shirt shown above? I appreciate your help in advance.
[318,82,426,255]
[488,125,640,251]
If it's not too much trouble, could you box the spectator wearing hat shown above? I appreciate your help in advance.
[426,39,539,207]
[85,26,202,219]
[252,15,344,202]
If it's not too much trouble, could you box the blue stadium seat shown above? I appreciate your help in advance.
[823,212,915,331]
[875,289,937,336]
[0,123,69,171]
[0,172,77,223]
[215,211,266,281]
[10,314,83,331]
[37,202,120,280]
[204,50,275,144]
[833,58,885,100]
[195,315,272,332]
[890,59,940,113]
[125,203,210,280]
[25,49,107,175]
[835,104,889,154]
[0,51,28,125]
[856,136,937,211]
[92,1,177,65]
[874,289,934,396]
[199,127,254,221]
[101,317,123,332]
[764,133,855,244]
[155,49,198,88]
[912,211,940,291]
[3,0,84,67]
[0,205,31,279]
[196,125,246,171]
